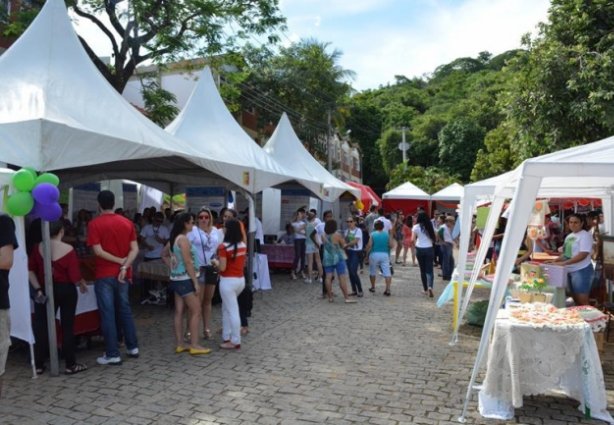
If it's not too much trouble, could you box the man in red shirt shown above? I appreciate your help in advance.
[88,191,139,365]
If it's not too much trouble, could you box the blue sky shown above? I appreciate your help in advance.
[72,0,551,91]
[278,0,551,89]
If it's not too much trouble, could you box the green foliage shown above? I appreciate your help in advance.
[6,1,285,93]
[466,300,489,327]
[471,123,520,181]
[438,118,485,181]
[387,164,458,194]
[377,128,403,174]
[504,0,614,159]
[241,39,354,153]
[140,81,180,127]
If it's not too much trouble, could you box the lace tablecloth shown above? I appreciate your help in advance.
[479,312,613,424]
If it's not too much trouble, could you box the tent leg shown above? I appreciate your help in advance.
[29,343,37,379]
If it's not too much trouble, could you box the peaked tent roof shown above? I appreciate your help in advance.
[262,113,360,201]
[382,181,430,200]
[167,68,322,195]
[0,0,247,191]
[430,183,463,201]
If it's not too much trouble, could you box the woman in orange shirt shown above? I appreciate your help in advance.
[211,219,246,350]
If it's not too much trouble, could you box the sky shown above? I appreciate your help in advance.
[72,0,551,91]
[278,0,551,89]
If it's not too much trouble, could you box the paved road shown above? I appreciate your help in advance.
[1,264,613,424]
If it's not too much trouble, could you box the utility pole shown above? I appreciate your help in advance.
[327,109,333,172]
[398,127,410,169]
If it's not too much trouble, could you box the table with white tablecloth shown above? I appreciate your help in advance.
[479,310,613,424]
[252,254,271,291]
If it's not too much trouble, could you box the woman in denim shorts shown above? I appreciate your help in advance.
[322,220,356,304]
[162,213,210,355]
[551,213,593,306]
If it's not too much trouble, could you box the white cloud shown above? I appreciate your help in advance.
[283,0,550,89]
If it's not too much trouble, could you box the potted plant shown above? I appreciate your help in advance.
[517,276,548,303]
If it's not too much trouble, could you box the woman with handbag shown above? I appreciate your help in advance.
[188,207,222,340]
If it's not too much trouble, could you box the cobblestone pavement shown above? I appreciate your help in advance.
[1,263,613,424]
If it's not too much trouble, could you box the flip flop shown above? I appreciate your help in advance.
[65,363,88,375]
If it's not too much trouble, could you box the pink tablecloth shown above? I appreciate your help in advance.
[261,244,294,269]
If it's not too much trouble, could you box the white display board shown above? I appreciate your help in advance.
[186,187,226,214]
[280,189,310,228]
[122,183,138,217]
[72,183,101,219]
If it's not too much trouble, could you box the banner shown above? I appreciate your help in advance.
[186,187,225,214]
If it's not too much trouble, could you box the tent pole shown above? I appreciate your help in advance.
[29,343,37,379]
[245,192,256,289]
[42,220,60,376]
[459,174,540,422]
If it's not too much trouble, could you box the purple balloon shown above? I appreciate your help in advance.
[32,183,60,206]
[29,200,45,218]
[39,203,62,221]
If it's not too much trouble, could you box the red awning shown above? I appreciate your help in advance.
[346,181,382,212]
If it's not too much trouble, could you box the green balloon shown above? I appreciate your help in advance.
[12,169,36,192]
[35,172,60,187]
[6,192,34,216]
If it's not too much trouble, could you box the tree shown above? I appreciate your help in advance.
[140,80,179,126]
[6,0,285,93]
[471,123,519,181]
[504,0,614,158]
[241,38,354,153]
[438,118,485,181]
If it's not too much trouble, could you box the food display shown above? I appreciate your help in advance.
[567,306,609,332]
[509,303,585,327]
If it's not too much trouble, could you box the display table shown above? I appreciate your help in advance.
[479,309,613,424]
[252,254,272,291]
[261,244,294,269]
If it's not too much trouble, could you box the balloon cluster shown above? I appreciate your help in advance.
[6,168,62,221]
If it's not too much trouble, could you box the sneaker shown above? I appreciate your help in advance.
[97,354,122,366]
[290,272,297,280]
[126,348,139,358]
[304,278,312,284]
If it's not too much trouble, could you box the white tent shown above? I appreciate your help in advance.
[166,68,323,196]
[262,113,360,202]
[460,136,614,421]
[382,182,430,200]
[430,182,463,201]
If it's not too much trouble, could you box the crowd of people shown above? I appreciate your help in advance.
[2,188,608,387]
[280,205,459,300]
[14,191,258,377]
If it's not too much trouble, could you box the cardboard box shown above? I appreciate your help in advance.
[540,263,567,288]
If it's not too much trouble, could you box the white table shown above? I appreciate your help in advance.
[252,253,271,291]
[479,310,613,424]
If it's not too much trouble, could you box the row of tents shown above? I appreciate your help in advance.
[382,182,463,214]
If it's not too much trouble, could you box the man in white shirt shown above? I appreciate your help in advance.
[140,212,170,261]
[375,208,392,233]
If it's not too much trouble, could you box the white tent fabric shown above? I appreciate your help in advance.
[460,136,614,421]
[430,182,463,201]
[0,0,200,172]
[0,169,33,344]
[382,182,430,200]
[167,69,323,196]
[0,0,284,196]
[262,113,360,202]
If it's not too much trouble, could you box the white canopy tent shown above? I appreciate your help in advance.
[382,182,430,200]
[166,68,322,197]
[263,113,360,202]
[0,0,300,374]
[430,182,463,202]
[459,136,614,422]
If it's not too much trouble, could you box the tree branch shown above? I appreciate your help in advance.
[72,4,119,57]
[77,35,116,88]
